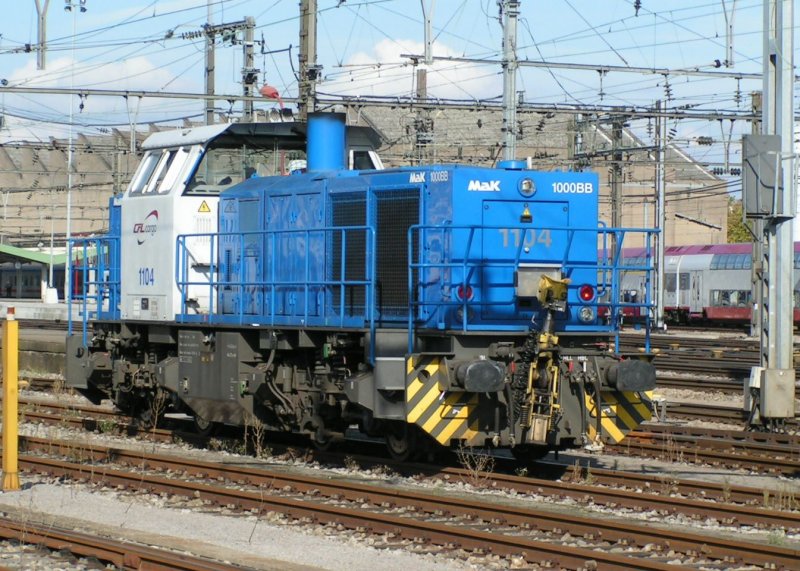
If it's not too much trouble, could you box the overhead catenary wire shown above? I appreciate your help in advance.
[0,1,770,201]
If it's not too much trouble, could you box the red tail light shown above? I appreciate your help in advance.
[579,284,595,302]
[456,285,474,301]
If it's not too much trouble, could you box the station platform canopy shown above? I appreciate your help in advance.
[0,243,68,266]
[0,243,94,266]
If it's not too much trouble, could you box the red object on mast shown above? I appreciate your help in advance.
[259,84,284,109]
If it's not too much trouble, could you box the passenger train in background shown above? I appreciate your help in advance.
[619,243,800,326]
[66,113,657,461]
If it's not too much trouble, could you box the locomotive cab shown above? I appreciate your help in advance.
[116,122,383,323]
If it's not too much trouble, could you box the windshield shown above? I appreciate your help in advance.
[184,141,306,196]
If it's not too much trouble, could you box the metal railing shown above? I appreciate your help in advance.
[407,223,658,353]
[176,226,377,358]
[598,227,660,352]
[67,236,121,346]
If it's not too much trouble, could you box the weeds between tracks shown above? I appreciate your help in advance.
[455,444,495,488]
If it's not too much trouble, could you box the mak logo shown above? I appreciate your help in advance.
[409,172,426,183]
[133,210,159,245]
[467,179,500,192]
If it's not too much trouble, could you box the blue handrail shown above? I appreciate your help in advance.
[67,235,121,346]
[407,223,659,354]
[175,226,378,362]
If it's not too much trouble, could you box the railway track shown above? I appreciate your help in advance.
[660,401,800,428]
[18,319,69,331]
[13,435,800,570]
[643,421,800,446]
[626,330,786,388]
[656,374,743,393]
[620,332,760,352]
[0,517,246,571]
[17,394,800,477]
[15,396,180,444]
[18,434,800,529]
[614,430,800,476]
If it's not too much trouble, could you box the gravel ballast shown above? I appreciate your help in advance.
[0,479,474,571]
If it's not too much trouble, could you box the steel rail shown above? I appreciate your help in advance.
[16,454,685,571]
[661,401,800,429]
[642,423,800,447]
[10,397,798,508]
[524,460,789,506]
[0,516,247,571]
[614,434,800,476]
[665,402,750,423]
[628,430,800,457]
[22,435,799,531]
[655,375,742,392]
[14,437,800,569]
[14,398,176,441]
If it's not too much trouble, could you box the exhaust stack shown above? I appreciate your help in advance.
[307,112,346,171]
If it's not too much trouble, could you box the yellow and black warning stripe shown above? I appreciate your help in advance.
[584,389,653,444]
[406,355,481,446]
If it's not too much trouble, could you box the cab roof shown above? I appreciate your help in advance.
[141,121,383,151]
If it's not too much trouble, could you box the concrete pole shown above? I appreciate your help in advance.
[415,0,435,164]
[655,100,666,329]
[611,118,623,247]
[298,0,318,122]
[609,116,623,279]
[205,0,215,125]
[65,2,80,303]
[242,17,256,122]
[416,68,429,165]
[761,0,794,373]
[34,0,51,70]
[501,0,520,161]
[750,91,763,337]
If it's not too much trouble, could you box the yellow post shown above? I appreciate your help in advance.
[2,306,20,491]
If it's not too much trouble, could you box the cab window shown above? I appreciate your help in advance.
[128,152,161,196]
[184,143,306,196]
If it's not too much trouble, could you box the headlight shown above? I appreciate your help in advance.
[456,284,474,301]
[519,178,535,197]
[579,306,595,323]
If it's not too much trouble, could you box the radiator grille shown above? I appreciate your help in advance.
[331,193,367,315]
[330,189,419,321]
[376,190,419,317]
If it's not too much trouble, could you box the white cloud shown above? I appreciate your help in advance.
[324,39,501,101]
[9,54,185,92]
[0,53,198,142]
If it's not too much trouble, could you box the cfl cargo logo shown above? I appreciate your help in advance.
[133,210,159,245]
[467,180,500,192]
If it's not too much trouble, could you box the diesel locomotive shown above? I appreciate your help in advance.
[67,112,657,460]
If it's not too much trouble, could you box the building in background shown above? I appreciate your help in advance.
[0,108,727,248]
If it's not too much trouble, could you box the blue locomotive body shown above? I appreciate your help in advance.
[182,166,606,333]
[68,113,658,458]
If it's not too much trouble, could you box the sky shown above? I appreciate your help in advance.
[0,0,791,169]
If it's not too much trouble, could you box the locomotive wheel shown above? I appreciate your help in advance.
[385,422,417,462]
[312,428,335,451]
[193,413,218,437]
